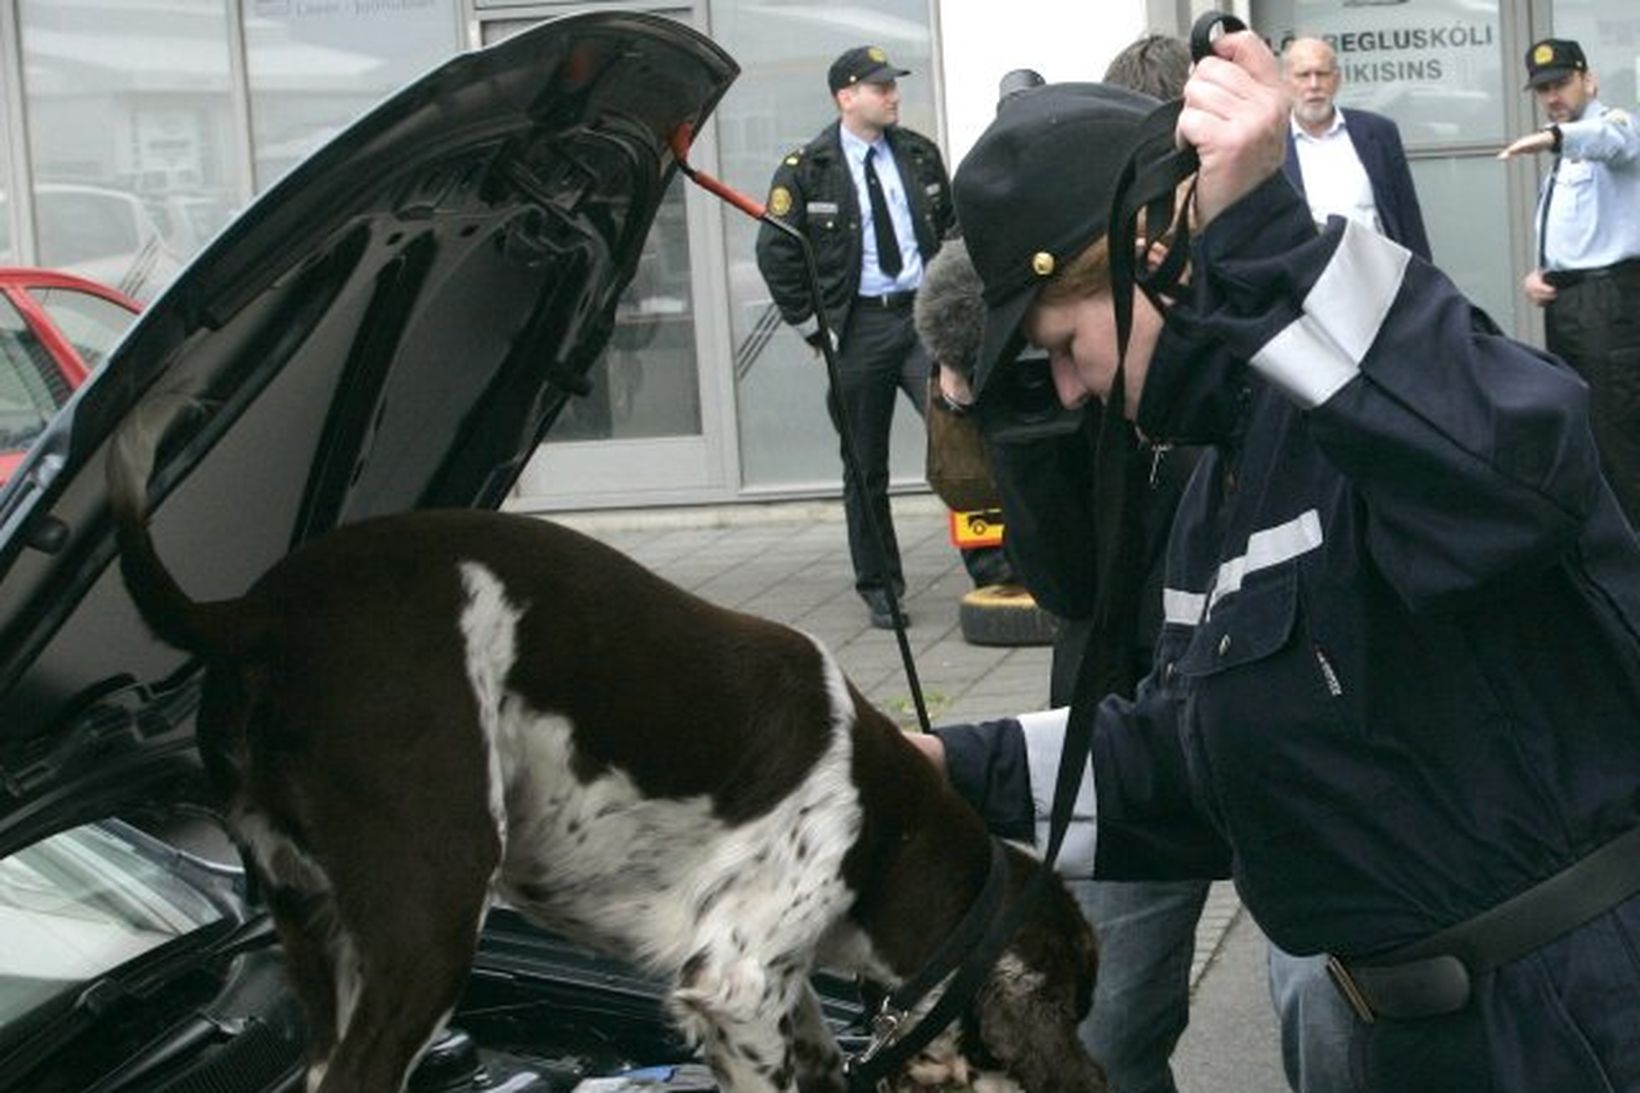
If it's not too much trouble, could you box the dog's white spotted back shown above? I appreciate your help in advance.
[453,562,867,983]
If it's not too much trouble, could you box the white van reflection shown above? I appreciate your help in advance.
[0,184,184,304]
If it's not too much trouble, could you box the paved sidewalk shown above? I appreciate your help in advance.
[551,496,1286,1089]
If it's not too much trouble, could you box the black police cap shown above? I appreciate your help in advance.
[1524,38,1587,89]
[953,82,1160,398]
[829,46,912,95]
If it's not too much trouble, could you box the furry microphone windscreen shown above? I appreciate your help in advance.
[913,239,988,382]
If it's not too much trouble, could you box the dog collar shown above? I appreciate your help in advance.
[843,837,1012,1090]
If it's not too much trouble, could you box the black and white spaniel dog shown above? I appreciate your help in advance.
[108,402,1106,1093]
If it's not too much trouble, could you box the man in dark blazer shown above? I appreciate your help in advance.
[1282,37,1432,260]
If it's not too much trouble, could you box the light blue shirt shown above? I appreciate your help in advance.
[1538,99,1640,271]
[839,125,923,295]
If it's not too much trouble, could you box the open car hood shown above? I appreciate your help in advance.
[0,12,737,843]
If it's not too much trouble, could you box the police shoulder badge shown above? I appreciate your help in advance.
[769,186,793,217]
[1533,43,1555,66]
[1609,109,1632,127]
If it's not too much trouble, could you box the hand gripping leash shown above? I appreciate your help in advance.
[1083,7,1249,710]
[667,125,933,737]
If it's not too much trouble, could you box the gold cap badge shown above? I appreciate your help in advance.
[1533,43,1554,65]
[868,46,887,63]
[1032,251,1056,277]
[769,186,793,217]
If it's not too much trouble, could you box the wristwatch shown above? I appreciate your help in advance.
[1545,123,1564,153]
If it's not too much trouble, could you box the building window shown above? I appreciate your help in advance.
[17,0,245,301]
[243,0,459,191]
[1549,0,1639,110]
[1252,0,1521,334]
[0,74,12,262]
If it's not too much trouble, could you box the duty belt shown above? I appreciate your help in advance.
[1543,258,1640,288]
[1327,823,1640,1022]
[856,290,916,309]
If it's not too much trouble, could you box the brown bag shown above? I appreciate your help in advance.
[925,377,1000,513]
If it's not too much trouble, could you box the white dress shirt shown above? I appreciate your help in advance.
[1291,111,1382,235]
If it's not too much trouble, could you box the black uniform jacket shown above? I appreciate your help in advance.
[940,175,1640,961]
[754,121,954,341]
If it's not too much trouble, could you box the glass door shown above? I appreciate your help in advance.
[481,6,737,510]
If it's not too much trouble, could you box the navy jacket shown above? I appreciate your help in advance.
[939,174,1640,961]
[1283,107,1432,261]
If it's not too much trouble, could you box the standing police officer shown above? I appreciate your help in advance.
[1500,37,1640,526]
[755,47,1010,629]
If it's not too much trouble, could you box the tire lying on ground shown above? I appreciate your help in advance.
[959,583,1060,647]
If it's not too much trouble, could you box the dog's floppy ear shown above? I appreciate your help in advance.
[969,851,1107,1093]
[974,948,1108,1093]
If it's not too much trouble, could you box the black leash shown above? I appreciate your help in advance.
[666,127,933,736]
[673,19,1245,1083]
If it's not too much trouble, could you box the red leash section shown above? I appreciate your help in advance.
[668,124,767,219]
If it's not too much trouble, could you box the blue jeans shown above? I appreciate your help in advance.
[1267,948,1361,1093]
[1071,878,1210,1093]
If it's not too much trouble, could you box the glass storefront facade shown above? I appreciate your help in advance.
[0,0,1635,511]
[244,0,458,187]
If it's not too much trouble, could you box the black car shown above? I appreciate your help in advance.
[0,14,863,1091]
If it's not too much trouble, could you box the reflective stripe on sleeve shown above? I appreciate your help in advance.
[1019,707,1097,880]
[1163,588,1207,627]
[1251,219,1411,409]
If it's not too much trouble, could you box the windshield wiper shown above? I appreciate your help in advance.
[0,916,276,1087]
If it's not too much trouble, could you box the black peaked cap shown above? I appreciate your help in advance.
[953,82,1159,397]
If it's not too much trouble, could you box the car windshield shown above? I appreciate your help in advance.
[0,295,66,452]
[0,822,227,1031]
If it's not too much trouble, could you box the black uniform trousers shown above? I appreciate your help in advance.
[1545,261,1640,529]
[827,296,1007,599]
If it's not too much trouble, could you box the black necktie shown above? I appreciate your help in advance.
[864,147,903,277]
[1537,154,1561,269]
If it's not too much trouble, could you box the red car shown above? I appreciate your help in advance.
[0,267,140,485]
